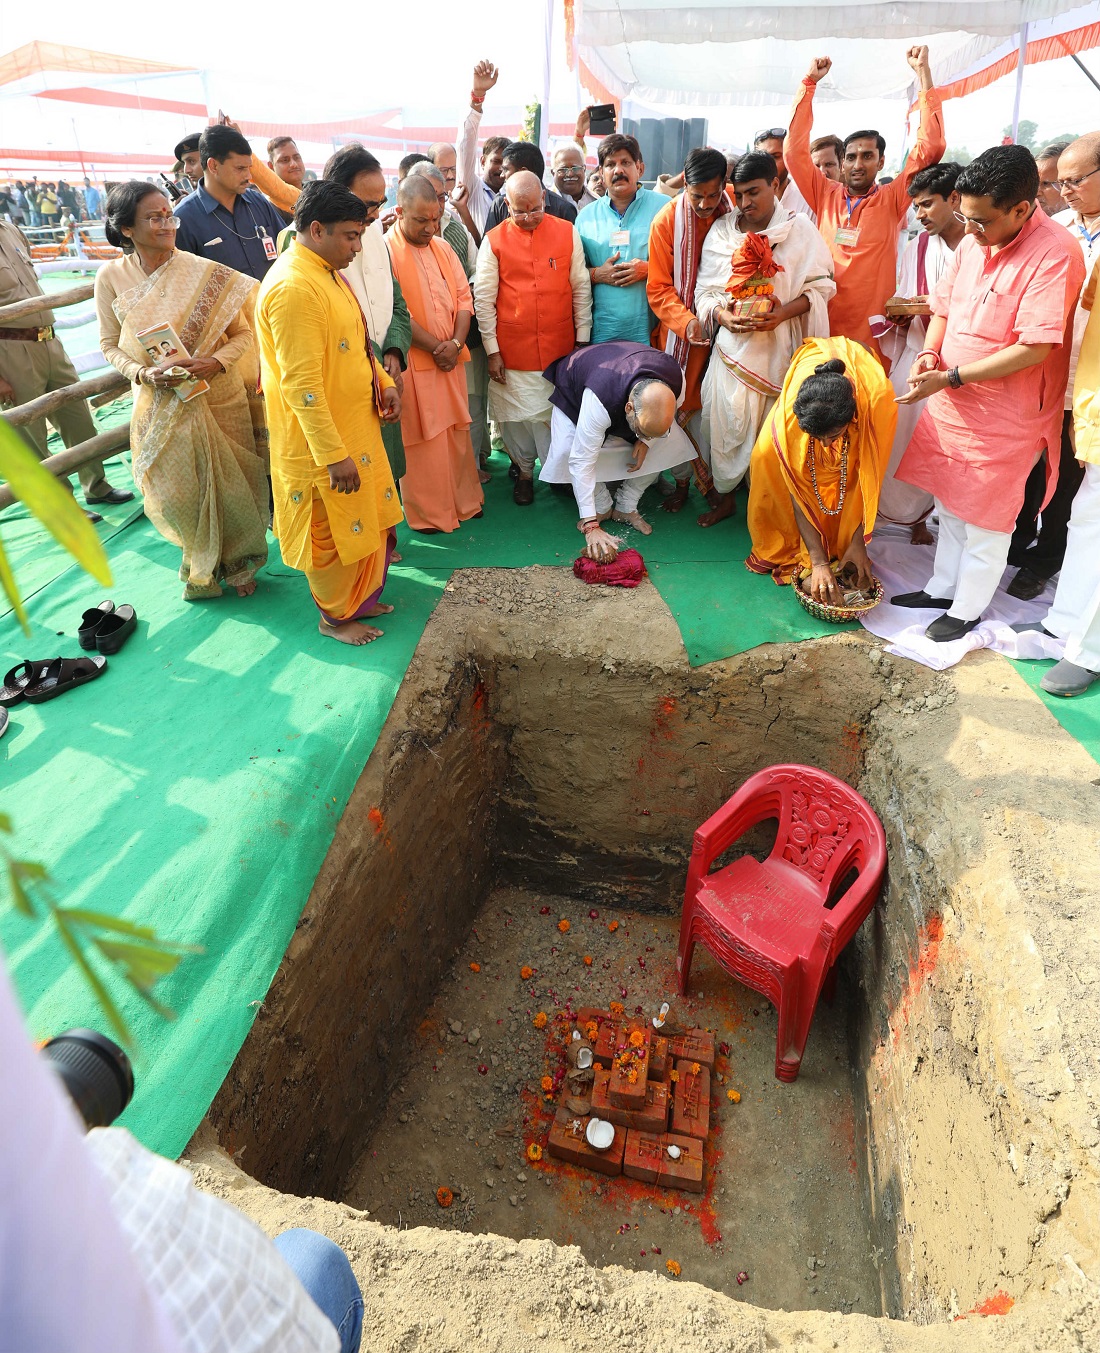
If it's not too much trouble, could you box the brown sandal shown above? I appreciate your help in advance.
[23,655,107,704]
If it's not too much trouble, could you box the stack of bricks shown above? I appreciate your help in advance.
[545,1006,716,1194]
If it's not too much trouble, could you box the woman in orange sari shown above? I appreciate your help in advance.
[746,336,896,604]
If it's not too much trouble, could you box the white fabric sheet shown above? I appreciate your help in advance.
[860,520,1061,670]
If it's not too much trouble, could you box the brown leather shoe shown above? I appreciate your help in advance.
[513,476,534,506]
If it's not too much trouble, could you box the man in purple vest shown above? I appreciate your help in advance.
[540,340,694,560]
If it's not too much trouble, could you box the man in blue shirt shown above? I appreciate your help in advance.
[174,124,288,282]
[576,134,665,344]
[81,178,101,220]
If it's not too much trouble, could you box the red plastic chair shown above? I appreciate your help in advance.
[676,764,886,1082]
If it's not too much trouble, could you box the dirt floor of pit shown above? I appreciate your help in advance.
[341,885,882,1316]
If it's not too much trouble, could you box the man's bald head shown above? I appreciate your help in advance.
[626,378,677,441]
[503,170,545,231]
[397,174,440,209]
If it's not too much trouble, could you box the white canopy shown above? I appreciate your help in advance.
[573,0,1098,104]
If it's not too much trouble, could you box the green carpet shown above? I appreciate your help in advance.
[1010,657,1100,766]
[2,440,1097,1162]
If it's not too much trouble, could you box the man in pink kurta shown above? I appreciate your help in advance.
[894,146,1085,642]
[386,176,484,533]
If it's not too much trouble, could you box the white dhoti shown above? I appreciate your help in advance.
[700,357,776,493]
[488,368,553,475]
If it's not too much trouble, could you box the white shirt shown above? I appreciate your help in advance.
[781,177,815,223]
[1055,207,1100,406]
[456,105,500,234]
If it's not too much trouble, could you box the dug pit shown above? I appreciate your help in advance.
[200,568,1100,1350]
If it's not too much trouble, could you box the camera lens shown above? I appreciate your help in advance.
[41,1028,134,1129]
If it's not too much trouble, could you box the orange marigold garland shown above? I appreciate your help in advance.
[436,1186,454,1208]
[725,231,784,315]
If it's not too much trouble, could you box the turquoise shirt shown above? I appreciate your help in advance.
[576,187,665,344]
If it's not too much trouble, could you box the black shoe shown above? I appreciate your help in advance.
[78,599,116,650]
[925,613,980,642]
[86,487,136,505]
[95,604,136,655]
[513,476,534,506]
[1006,567,1048,601]
[83,508,103,524]
[1010,620,1053,636]
[891,589,953,609]
[507,462,519,481]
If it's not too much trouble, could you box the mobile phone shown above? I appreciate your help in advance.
[218,109,229,125]
[587,104,616,137]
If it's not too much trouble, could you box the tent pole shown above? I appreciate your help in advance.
[1011,23,1029,143]
[1069,51,1100,95]
[539,0,554,156]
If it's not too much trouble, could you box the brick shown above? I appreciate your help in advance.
[670,1060,711,1141]
[547,1109,625,1176]
[593,1022,619,1069]
[648,1035,669,1081]
[623,1131,704,1193]
[668,1029,715,1070]
[574,1007,607,1030]
[609,1024,650,1109]
[595,1071,669,1133]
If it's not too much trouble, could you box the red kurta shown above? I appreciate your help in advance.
[897,208,1085,533]
[785,80,945,359]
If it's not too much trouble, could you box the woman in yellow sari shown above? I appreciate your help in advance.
[746,336,896,604]
[95,181,268,600]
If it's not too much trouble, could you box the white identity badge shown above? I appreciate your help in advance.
[833,226,861,248]
[610,229,631,252]
[260,229,277,261]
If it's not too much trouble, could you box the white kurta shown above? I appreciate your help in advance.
[339,218,394,348]
[694,204,835,491]
[540,390,692,518]
[472,225,592,424]
[876,229,955,526]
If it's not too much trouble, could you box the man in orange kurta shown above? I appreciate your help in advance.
[784,46,945,364]
[386,176,484,533]
[646,146,733,514]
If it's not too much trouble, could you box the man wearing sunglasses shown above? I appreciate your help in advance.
[753,127,813,221]
[1005,133,1100,601]
[893,145,1085,643]
[784,47,945,365]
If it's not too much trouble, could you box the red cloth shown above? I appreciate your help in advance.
[573,548,647,588]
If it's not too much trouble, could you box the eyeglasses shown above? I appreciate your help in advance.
[361,197,387,212]
[1054,167,1100,191]
[509,207,545,220]
[556,166,584,177]
[754,127,786,143]
[144,215,180,227]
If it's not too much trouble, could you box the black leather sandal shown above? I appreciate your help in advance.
[0,659,54,707]
[23,655,108,703]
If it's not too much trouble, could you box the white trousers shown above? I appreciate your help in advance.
[499,419,551,474]
[1043,461,1100,672]
[925,501,1012,621]
[465,347,489,463]
[594,473,659,517]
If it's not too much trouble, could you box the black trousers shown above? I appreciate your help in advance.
[1008,410,1085,578]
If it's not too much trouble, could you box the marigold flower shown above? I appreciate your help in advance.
[669,1069,679,1082]
[666,1259,681,1277]
[469,962,481,972]
[520,965,534,980]
[527,1143,542,1162]
[436,1187,453,1208]
[585,1021,598,1041]
[558,919,570,933]
[583,955,593,966]
[629,1030,645,1048]
[691,1061,701,1076]
[727,1089,741,1103]
[533,1011,548,1029]
[608,921,619,932]
[626,1068,638,1084]
[609,1001,624,1016]
[541,1075,554,1092]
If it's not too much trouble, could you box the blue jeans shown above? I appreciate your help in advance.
[274,1228,363,1353]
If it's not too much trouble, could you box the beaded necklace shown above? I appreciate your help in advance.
[807,432,850,516]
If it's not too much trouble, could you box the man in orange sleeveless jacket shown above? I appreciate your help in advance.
[473,170,592,505]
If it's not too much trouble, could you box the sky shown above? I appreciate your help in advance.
[1,4,1097,170]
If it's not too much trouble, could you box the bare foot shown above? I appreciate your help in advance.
[391,550,403,563]
[612,508,653,536]
[234,579,257,597]
[363,602,394,617]
[319,619,382,645]
[698,491,736,528]
[910,520,934,545]
[478,468,492,484]
[661,480,691,513]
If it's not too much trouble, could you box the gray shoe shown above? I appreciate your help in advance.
[1040,659,1100,697]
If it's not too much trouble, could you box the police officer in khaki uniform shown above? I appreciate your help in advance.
[0,220,132,518]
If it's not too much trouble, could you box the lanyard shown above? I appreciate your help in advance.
[211,194,267,243]
[843,187,876,227]
[1075,219,1100,247]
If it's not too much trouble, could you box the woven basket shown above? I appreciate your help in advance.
[794,565,884,623]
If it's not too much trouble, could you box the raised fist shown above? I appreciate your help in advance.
[906,45,930,73]
[807,57,832,84]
